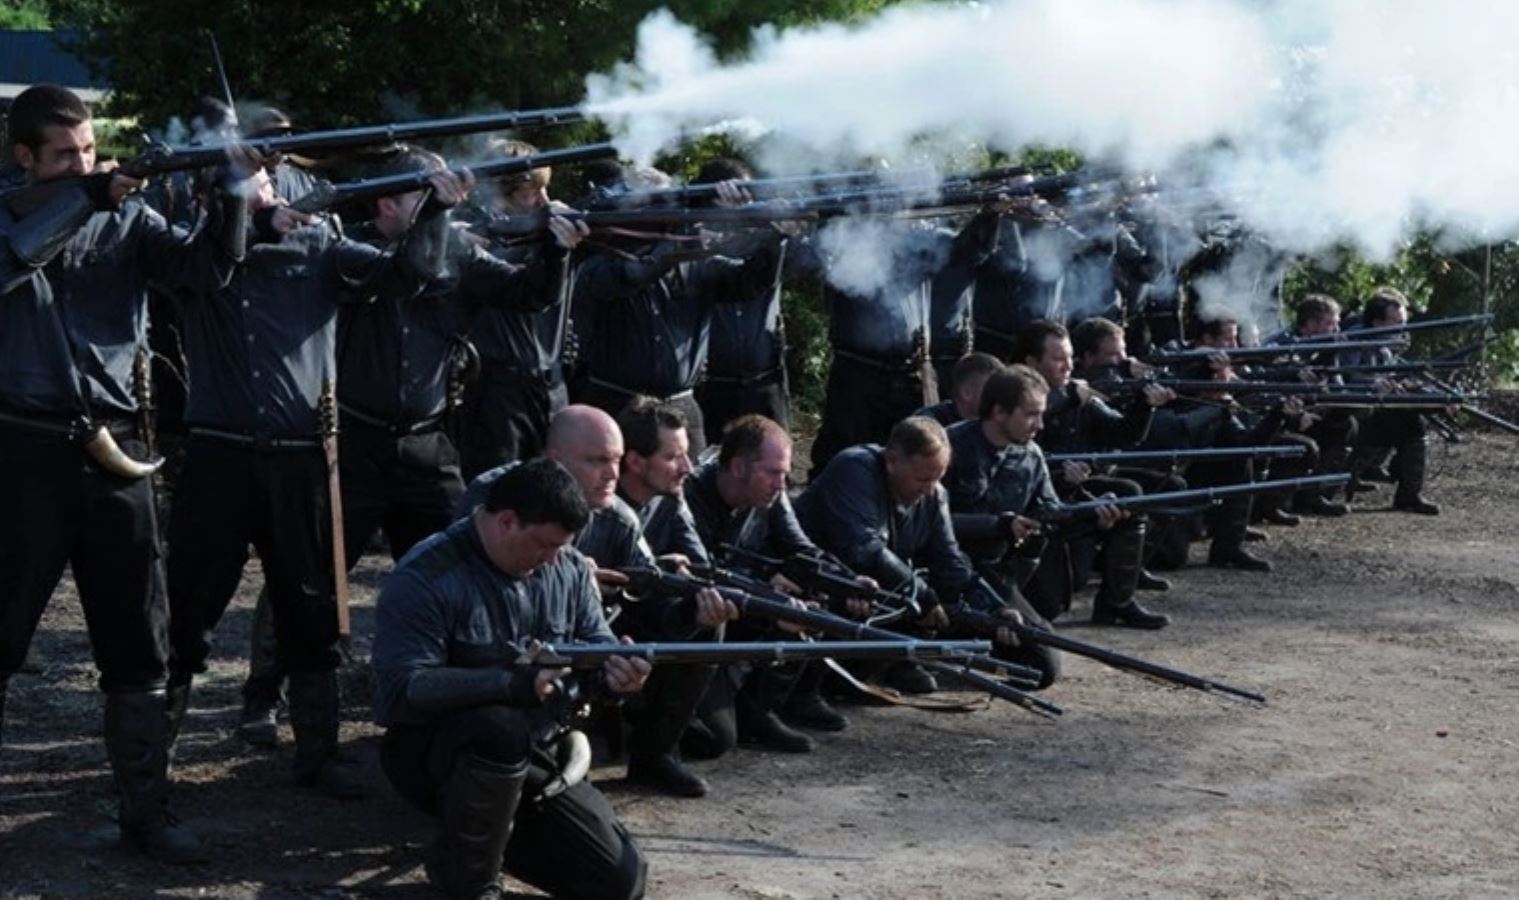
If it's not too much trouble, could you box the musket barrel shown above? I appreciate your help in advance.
[1145,339,1405,364]
[1046,474,1350,520]
[535,640,991,667]
[1045,445,1307,465]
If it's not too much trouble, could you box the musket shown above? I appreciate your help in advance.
[1291,313,1494,345]
[1045,445,1308,466]
[290,142,619,214]
[529,639,991,668]
[949,601,1266,704]
[483,202,825,238]
[1144,339,1406,365]
[586,162,1043,210]
[1023,474,1351,525]
[717,544,923,619]
[2,105,586,218]
[617,566,1060,716]
[1316,361,1472,375]
[1098,378,1482,401]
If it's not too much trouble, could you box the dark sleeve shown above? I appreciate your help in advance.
[1029,453,1064,517]
[948,210,1001,271]
[135,194,245,295]
[688,232,786,303]
[0,186,95,291]
[1086,394,1154,449]
[917,489,979,607]
[570,243,681,303]
[805,465,935,606]
[454,228,568,314]
[670,499,712,567]
[769,494,825,558]
[570,561,619,645]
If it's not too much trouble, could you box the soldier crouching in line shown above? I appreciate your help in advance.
[374,458,651,900]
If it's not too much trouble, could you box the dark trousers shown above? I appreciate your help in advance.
[582,382,707,462]
[459,366,567,482]
[0,424,167,692]
[695,369,790,445]
[339,422,463,567]
[810,354,935,479]
[1357,409,1429,499]
[243,422,464,710]
[166,437,341,682]
[383,706,647,900]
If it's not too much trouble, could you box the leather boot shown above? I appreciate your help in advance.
[163,681,191,772]
[736,671,813,753]
[625,665,712,798]
[1392,437,1440,515]
[426,754,527,900]
[780,662,848,732]
[104,689,208,865]
[287,670,366,799]
[1208,497,1273,572]
[1136,569,1171,592]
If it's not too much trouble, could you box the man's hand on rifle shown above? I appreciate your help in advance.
[917,604,950,631]
[426,168,475,208]
[519,641,572,702]
[1061,460,1092,486]
[1005,514,1042,545]
[844,575,880,619]
[994,606,1024,648]
[694,586,739,629]
[776,596,812,635]
[714,179,753,208]
[592,565,630,597]
[545,200,591,250]
[769,572,803,595]
[603,636,652,695]
[1142,383,1176,407]
[1093,496,1126,530]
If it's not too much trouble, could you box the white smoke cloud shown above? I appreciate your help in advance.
[585,0,1519,273]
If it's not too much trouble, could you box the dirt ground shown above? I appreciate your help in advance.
[3,432,1518,899]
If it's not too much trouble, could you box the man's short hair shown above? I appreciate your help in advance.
[7,84,90,152]
[886,416,950,460]
[1070,317,1124,361]
[482,458,590,532]
[487,138,550,191]
[978,364,1049,419]
[1196,316,1239,342]
[951,352,1004,392]
[617,395,687,459]
[1364,286,1409,326]
[1296,294,1341,330]
[694,158,755,185]
[1011,319,1069,366]
[719,414,789,468]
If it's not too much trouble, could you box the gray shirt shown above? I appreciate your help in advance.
[371,516,615,727]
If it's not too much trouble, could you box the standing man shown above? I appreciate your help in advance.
[690,159,795,442]
[373,458,651,900]
[458,139,582,478]
[0,84,244,862]
[165,164,468,799]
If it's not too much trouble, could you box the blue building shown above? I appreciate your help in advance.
[0,29,110,108]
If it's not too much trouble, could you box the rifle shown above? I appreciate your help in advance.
[717,544,923,619]
[1045,445,1307,466]
[529,639,990,668]
[1009,474,1350,527]
[289,142,619,214]
[1098,378,1481,402]
[1144,339,1406,365]
[2,105,586,219]
[1313,361,1471,376]
[617,566,1060,717]
[1292,313,1493,345]
[950,599,1266,704]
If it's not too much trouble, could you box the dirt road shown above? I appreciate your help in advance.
[3,434,1517,899]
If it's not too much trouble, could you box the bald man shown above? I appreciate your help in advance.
[458,406,725,798]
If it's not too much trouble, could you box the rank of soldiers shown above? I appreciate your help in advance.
[0,83,1494,900]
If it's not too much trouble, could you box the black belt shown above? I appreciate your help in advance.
[586,376,694,403]
[832,348,923,375]
[0,410,135,441]
[339,404,445,436]
[480,360,559,387]
[703,366,783,388]
[187,426,321,451]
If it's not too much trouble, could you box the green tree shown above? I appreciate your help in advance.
[0,0,51,28]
